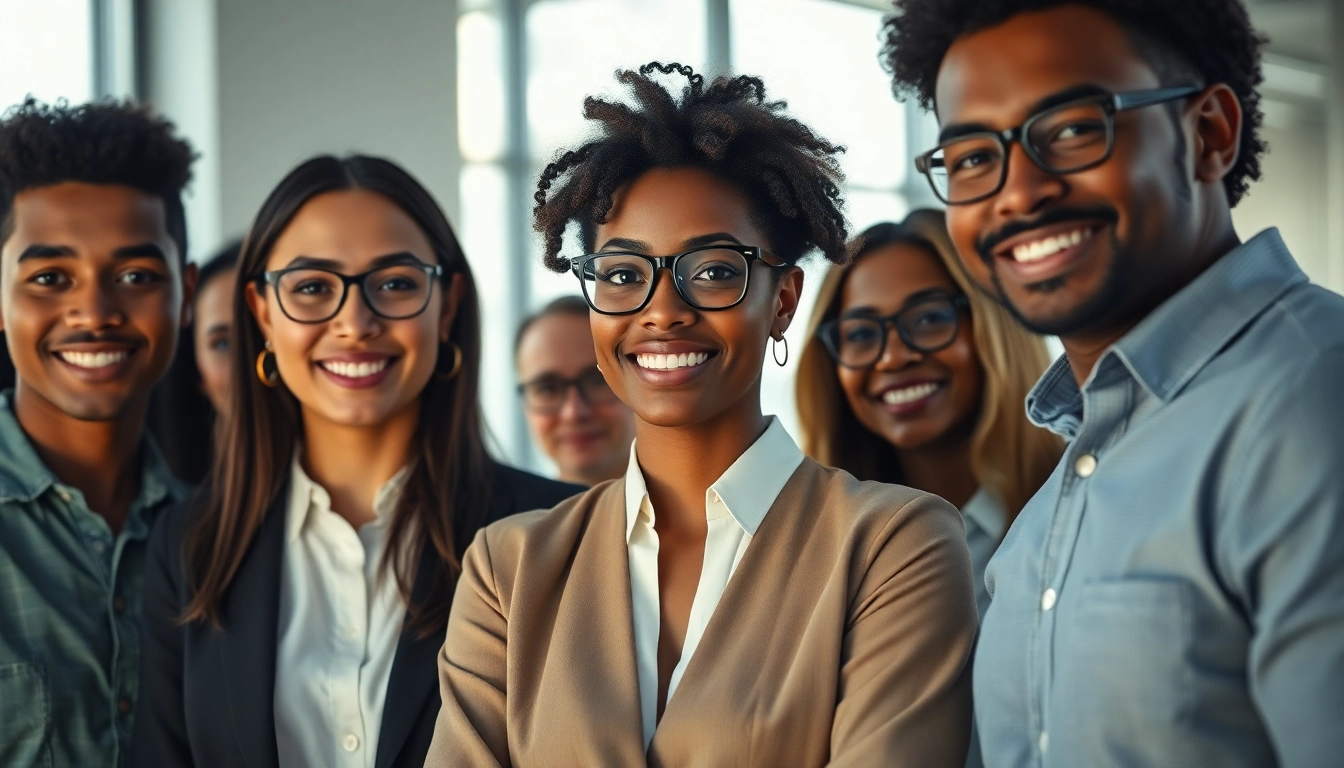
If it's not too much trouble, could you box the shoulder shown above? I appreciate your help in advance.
[475,479,619,569]
[794,459,966,555]
[487,463,585,520]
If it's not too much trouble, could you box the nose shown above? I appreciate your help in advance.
[64,280,126,330]
[992,141,1068,221]
[872,323,921,371]
[557,383,594,421]
[329,286,382,339]
[639,268,695,331]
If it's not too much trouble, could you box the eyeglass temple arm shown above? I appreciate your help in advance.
[1113,85,1203,111]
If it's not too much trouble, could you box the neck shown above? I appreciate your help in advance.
[1062,222,1242,384]
[301,401,419,529]
[13,383,146,534]
[634,382,769,534]
[897,437,978,509]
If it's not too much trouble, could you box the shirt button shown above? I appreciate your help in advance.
[345,625,360,639]
[1041,588,1058,611]
[1074,453,1097,478]
[58,489,73,503]
[1039,731,1049,753]
[342,733,360,752]
[118,697,132,715]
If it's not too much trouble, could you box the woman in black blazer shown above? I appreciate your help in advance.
[131,155,580,768]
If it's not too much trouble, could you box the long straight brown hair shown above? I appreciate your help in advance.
[182,155,494,637]
[796,209,1063,527]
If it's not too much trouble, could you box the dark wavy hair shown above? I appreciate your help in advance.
[880,0,1267,206]
[534,62,851,270]
[182,155,493,638]
[0,97,196,257]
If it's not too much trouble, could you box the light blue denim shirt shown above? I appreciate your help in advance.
[0,391,187,767]
[974,229,1344,768]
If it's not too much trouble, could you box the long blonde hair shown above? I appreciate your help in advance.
[796,209,1063,525]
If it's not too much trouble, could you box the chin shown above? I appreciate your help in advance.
[49,393,135,422]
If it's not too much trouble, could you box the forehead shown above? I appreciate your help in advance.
[517,313,596,375]
[840,242,956,311]
[935,5,1162,128]
[596,167,762,251]
[3,182,171,259]
[266,188,434,270]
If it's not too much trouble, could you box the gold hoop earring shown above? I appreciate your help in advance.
[437,340,464,381]
[771,335,789,367]
[255,340,280,387]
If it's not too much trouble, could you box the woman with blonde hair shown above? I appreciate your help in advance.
[798,208,1063,620]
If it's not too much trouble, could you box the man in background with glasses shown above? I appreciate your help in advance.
[885,1,1344,767]
[515,296,634,486]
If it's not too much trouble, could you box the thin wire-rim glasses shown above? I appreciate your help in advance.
[569,244,786,316]
[914,86,1202,205]
[260,262,445,324]
[517,368,619,414]
[818,293,970,369]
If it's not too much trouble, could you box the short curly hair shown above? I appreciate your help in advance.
[534,62,850,272]
[0,98,196,258]
[880,0,1266,206]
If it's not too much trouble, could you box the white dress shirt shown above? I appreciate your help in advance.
[959,488,1007,620]
[623,416,804,748]
[274,457,409,768]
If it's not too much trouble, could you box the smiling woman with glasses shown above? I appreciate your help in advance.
[798,211,1063,642]
[132,155,580,768]
[426,63,979,768]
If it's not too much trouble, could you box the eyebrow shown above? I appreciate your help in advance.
[279,251,423,271]
[596,232,745,253]
[937,84,1111,143]
[841,288,959,317]
[113,243,169,262]
[16,242,169,263]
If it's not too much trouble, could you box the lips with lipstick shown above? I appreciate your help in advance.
[634,352,711,371]
[315,353,397,388]
[874,379,945,415]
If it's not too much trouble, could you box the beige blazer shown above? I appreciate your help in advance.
[425,458,978,767]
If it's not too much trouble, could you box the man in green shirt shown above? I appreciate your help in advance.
[0,98,196,767]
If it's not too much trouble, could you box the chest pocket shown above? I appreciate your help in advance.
[0,662,52,767]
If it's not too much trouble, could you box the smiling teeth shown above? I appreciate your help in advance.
[1012,228,1093,263]
[58,351,128,369]
[882,382,940,405]
[321,359,389,378]
[635,352,709,370]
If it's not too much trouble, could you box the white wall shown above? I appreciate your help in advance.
[140,0,461,259]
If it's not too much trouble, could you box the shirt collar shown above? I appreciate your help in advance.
[961,488,1006,540]
[0,390,184,514]
[1027,229,1307,436]
[286,453,410,543]
[623,416,804,541]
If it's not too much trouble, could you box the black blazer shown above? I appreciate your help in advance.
[131,463,582,768]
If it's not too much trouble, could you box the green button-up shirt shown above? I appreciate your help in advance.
[0,390,188,768]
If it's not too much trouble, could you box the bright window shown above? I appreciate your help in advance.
[0,0,95,110]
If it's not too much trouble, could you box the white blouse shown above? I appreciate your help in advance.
[622,416,804,748]
[274,457,409,768]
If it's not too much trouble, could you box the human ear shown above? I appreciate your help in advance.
[438,273,465,343]
[245,279,273,341]
[771,266,805,338]
[1189,83,1242,188]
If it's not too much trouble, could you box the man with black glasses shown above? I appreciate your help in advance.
[515,296,634,486]
[884,2,1344,766]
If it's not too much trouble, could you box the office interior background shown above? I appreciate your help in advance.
[3,0,1341,474]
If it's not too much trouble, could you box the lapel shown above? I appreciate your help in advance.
[217,486,287,768]
[374,540,442,768]
[553,482,646,763]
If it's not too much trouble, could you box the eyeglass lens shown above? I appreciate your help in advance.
[929,101,1111,204]
[276,265,434,323]
[832,297,961,368]
[580,248,750,313]
[521,369,617,413]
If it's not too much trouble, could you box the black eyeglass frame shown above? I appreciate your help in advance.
[817,294,971,369]
[516,369,618,414]
[914,85,1203,206]
[258,262,445,324]
[569,244,787,316]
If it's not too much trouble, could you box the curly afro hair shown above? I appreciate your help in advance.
[880,0,1267,207]
[0,97,197,258]
[534,61,850,272]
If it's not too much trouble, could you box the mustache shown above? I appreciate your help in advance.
[47,332,145,348]
[976,206,1119,265]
